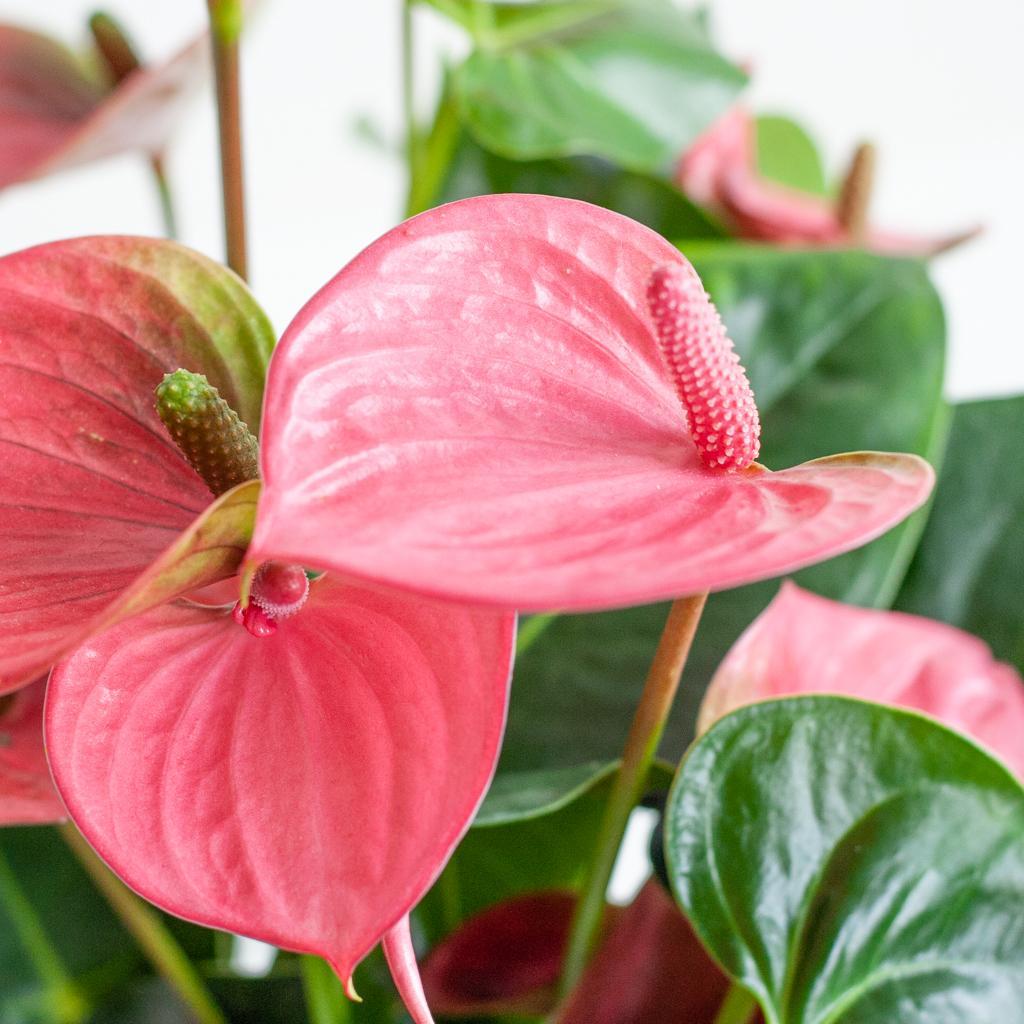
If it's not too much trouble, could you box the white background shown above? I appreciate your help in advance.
[2,0,1022,400]
[2,0,1021,917]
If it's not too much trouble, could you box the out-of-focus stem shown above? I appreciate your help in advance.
[149,155,179,238]
[712,982,759,1024]
[207,0,248,280]
[301,956,353,1024]
[557,592,709,997]
[60,823,228,1024]
[402,0,420,202]
[836,141,876,243]
[88,13,179,239]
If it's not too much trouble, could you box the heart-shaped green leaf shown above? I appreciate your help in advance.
[895,395,1024,673]
[665,696,1024,1024]
[495,248,946,819]
[452,2,745,171]
[437,126,725,239]
[755,114,828,196]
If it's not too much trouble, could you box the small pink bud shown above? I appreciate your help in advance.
[232,562,310,638]
[646,263,761,471]
[232,600,277,638]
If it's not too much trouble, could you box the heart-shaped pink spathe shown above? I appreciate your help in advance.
[699,582,1024,778]
[678,107,973,256]
[251,193,933,612]
[0,22,207,190]
[45,575,514,1002]
[0,677,65,825]
[0,237,271,692]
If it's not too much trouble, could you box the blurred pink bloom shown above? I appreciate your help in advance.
[699,582,1024,778]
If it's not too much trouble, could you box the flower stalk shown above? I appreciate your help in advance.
[557,591,709,997]
[88,12,179,238]
[207,0,248,279]
[59,823,228,1024]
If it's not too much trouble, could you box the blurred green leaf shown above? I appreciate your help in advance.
[755,114,828,195]
[895,395,1024,672]
[437,128,725,238]
[666,696,1024,1023]
[452,1,745,171]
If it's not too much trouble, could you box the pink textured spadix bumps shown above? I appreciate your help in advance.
[646,263,760,471]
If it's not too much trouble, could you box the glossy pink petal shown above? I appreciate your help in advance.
[677,107,969,256]
[0,23,206,189]
[46,576,514,995]
[0,237,272,691]
[252,194,933,612]
[0,678,65,825]
[421,892,577,1017]
[699,582,1024,778]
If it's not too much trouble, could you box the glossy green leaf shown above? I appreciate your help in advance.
[755,114,828,196]
[452,2,745,171]
[665,696,1024,1024]
[437,128,725,238]
[895,395,1024,673]
[495,248,946,816]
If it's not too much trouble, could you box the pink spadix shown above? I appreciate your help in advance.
[233,562,310,637]
[646,263,761,471]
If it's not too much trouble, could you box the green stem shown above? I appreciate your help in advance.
[149,154,178,239]
[515,613,558,654]
[0,846,89,1022]
[713,982,759,1024]
[557,592,709,997]
[405,84,460,217]
[60,824,228,1024]
[207,0,248,280]
[402,0,420,202]
[300,956,352,1024]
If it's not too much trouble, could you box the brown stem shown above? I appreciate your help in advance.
[557,592,709,998]
[836,141,876,243]
[207,1,248,280]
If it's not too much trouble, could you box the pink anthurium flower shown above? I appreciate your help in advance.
[0,678,65,825]
[0,235,514,1023]
[250,193,934,612]
[421,891,579,1017]
[0,20,206,191]
[677,107,972,256]
[419,883,732,1023]
[699,582,1024,778]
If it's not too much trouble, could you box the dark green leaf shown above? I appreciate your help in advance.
[665,696,1024,1024]
[453,2,745,171]
[438,129,725,239]
[495,248,946,816]
[895,395,1024,673]
[755,114,828,195]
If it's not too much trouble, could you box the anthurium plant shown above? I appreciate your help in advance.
[0,2,1020,1023]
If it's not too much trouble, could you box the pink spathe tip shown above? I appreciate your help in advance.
[646,262,761,471]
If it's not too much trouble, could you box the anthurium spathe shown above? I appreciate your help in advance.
[0,678,65,825]
[677,107,972,255]
[699,582,1024,777]
[0,233,515,1021]
[251,193,933,611]
[0,236,271,691]
[46,578,513,1008]
[0,20,206,191]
